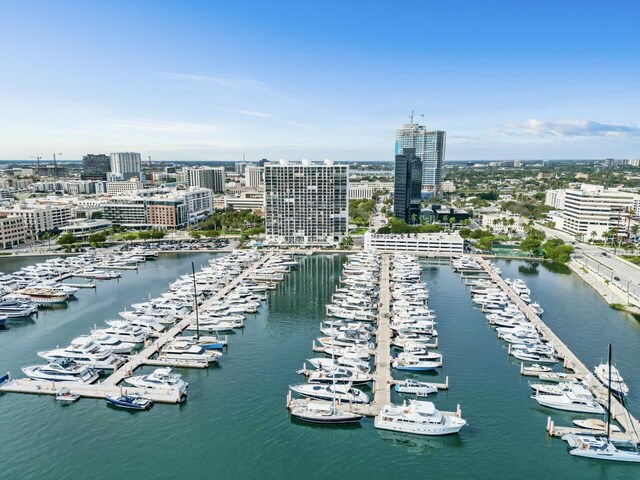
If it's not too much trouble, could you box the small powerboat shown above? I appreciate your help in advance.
[105,394,153,410]
[55,388,80,403]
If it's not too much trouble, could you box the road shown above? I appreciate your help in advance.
[536,223,640,305]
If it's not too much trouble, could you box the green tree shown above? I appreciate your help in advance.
[149,229,166,239]
[137,230,151,240]
[339,236,354,249]
[57,232,77,245]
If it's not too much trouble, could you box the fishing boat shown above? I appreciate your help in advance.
[105,394,153,410]
[374,400,466,436]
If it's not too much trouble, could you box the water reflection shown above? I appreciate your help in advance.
[539,261,571,275]
[377,429,464,455]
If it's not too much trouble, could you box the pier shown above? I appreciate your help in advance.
[473,255,640,445]
[0,252,275,403]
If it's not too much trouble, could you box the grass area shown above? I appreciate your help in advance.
[609,303,627,311]
[621,255,640,265]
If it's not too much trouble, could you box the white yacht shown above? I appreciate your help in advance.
[532,390,605,414]
[75,334,135,354]
[159,340,222,363]
[38,339,124,370]
[289,382,370,404]
[92,323,148,344]
[594,363,629,397]
[394,379,438,396]
[22,360,99,383]
[124,367,188,395]
[375,400,466,435]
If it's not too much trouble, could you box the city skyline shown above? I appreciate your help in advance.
[1,1,639,161]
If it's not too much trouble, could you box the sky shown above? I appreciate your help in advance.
[0,0,639,162]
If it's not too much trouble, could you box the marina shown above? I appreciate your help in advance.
[1,253,639,478]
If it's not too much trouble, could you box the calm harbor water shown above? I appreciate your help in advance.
[0,254,638,479]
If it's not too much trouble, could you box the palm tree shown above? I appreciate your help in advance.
[590,230,597,243]
[632,224,639,243]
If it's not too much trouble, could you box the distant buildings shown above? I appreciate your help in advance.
[545,184,639,238]
[513,159,522,167]
[81,154,111,180]
[110,152,142,180]
[235,162,247,174]
[106,181,144,194]
[393,148,422,224]
[395,122,446,196]
[187,167,225,193]
[264,160,348,245]
[244,166,264,189]
[629,158,640,167]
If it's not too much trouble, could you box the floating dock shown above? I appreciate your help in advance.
[473,255,640,445]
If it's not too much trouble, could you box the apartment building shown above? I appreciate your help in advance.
[187,167,225,193]
[244,166,264,188]
[264,159,348,245]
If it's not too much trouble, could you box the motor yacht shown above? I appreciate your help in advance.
[38,339,124,370]
[22,360,99,383]
[289,382,370,404]
[374,400,466,435]
[125,367,188,395]
[394,379,438,396]
[594,363,629,397]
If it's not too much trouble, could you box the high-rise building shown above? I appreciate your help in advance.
[393,148,422,224]
[110,152,142,180]
[186,167,225,193]
[245,166,264,188]
[395,123,445,196]
[264,160,348,245]
[81,154,111,180]
[235,162,247,174]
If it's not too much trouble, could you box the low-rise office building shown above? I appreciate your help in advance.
[0,204,72,237]
[0,213,27,248]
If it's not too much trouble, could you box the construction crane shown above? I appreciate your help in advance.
[30,155,42,167]
[148,156,153,187]
[409,111,424,124]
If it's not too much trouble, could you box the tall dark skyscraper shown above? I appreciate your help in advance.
[81,154,111,180]
[393,148,422,223]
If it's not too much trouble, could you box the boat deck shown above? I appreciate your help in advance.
[474,255,640,445]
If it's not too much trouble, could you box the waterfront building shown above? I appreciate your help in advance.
[0,213,27,248]
[364,232,464,254]
[264,159,348,245]
[103,187,213,228]
[550,184,638,239]
[110,152,142,180]
[187,167,225,193]
[395,122,446,195]
[393,148,422,224]
[59,218,112,238]
[82,154,111,180]
[106,181,145,194]
[245,166,264,188]
[0,203,72,237]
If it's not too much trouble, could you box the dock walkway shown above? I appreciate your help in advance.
[474,255,640,445]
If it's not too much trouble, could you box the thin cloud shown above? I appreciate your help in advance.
[229,109,274,118]
[283,120,315,129]
[506,119,640,138]
[101,118,225,135]
[159,72,278,94]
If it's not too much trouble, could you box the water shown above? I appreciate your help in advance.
[0,255,638,479]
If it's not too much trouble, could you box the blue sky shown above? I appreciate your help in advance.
[1,0,639,161]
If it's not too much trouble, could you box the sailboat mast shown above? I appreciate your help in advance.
[191,262,200,340]
[607,344,612,440]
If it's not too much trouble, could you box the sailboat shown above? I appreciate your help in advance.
[289,326,363,424]
[562,345,640,462]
